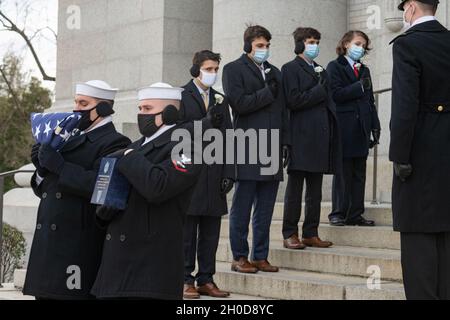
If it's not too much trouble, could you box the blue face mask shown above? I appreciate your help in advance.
[253,49,270,64]
[304,44,320,61]
[348,45,365,61]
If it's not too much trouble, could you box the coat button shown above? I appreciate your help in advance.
[106,234,112,241]
[50,224,57,231]
[55,192,62,199]
[42,193,47,199]
[437,105,444,112]
[120,235,126,242]
[36,224,42,230]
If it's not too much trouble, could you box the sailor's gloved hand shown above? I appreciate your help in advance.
[38,144,64,175]
[31,143,48,176]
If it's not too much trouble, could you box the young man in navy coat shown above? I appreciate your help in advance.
[281,27,339,250]
[326,31,381,227]
[180,50,235,299]
[222,25,290,274]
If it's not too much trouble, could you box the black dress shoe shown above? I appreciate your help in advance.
[345,217,375,227]
[329,217,346,226]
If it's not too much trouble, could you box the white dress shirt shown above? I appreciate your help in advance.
[411,15,437,28]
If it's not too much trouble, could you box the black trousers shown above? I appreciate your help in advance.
[401,232,450,300]
[282,171,323,239]
[183,215,222,286]
[329,157,367,222]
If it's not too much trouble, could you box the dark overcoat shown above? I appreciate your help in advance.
[389,20,450,233]
[180,80,235,217]
[91,123,202,300]
[281,56,341,174]
[327,55,381,159]
[23,123,130,299]
[222,54,290,181]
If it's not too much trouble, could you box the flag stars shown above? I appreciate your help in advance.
[44,122,52,137]
[34,125,42,139]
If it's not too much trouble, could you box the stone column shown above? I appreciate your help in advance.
[212,0,348,201]
[53,0,213,139]
[213,0,348,89]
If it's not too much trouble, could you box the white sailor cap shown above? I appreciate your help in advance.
[75,80,118,100]
[138,82,184,101]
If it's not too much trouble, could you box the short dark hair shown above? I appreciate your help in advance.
[244,25,272,45]
[336,30,372,56]
[415,1,438,13]
[292,27,321,43]
[192,50,221,67]
[96,98,115,107]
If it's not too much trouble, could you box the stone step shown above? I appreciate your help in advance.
[215,262,405,300]
[216,241,402,281]
[226,202,393,226]
[220,220,400,250]
[198,293,273,300]
[0,284,34,301]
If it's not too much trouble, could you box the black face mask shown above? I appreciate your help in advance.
[74,107,100,132]
[138,112,163,138]
[74,102,114,132]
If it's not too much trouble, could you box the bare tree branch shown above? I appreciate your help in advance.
[0,9,56,81]
[0,64,21,110]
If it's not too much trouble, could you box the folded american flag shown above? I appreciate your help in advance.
[31,112,81,150]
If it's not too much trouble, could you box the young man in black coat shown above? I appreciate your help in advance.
[281,27,339,250]
[91,83,203,300]
[180,50,234,299]
[391,0,450,300]
[24,80,131,300]
[326,31,381,227]
[222,25,290,274]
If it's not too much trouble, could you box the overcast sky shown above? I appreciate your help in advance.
[0,0,58,92]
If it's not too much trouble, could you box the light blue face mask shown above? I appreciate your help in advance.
[304,44,320,61]
[253,49,270,64]
[348,45,365,61]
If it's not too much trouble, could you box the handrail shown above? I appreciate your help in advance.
[0,169,35,286]
[371,87,392,205]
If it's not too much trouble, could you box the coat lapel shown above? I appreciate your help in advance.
[240,54,265,85]
[60,134,86,153]
[295,57,319,81]
[338,55,358,82]
[187,80,208,115]
[60,122,116,153]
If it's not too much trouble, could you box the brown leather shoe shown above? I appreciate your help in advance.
[197,282,230,298]
[231,257,258,273]
[251,260,279,272]
[183,284,200,299]
[283,234,307,250]
[302,237,333,248]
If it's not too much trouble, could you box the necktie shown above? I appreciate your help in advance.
[202,92,209,110]
[353,63,360,78]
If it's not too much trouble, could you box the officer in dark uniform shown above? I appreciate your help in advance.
[91,83,203,300]
[24,80,131,300]
[180,50,235,299]
[390,0,450,300]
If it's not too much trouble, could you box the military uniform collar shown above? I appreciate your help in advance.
[390,19,447,44]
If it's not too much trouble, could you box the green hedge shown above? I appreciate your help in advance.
[1,223,26,283]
